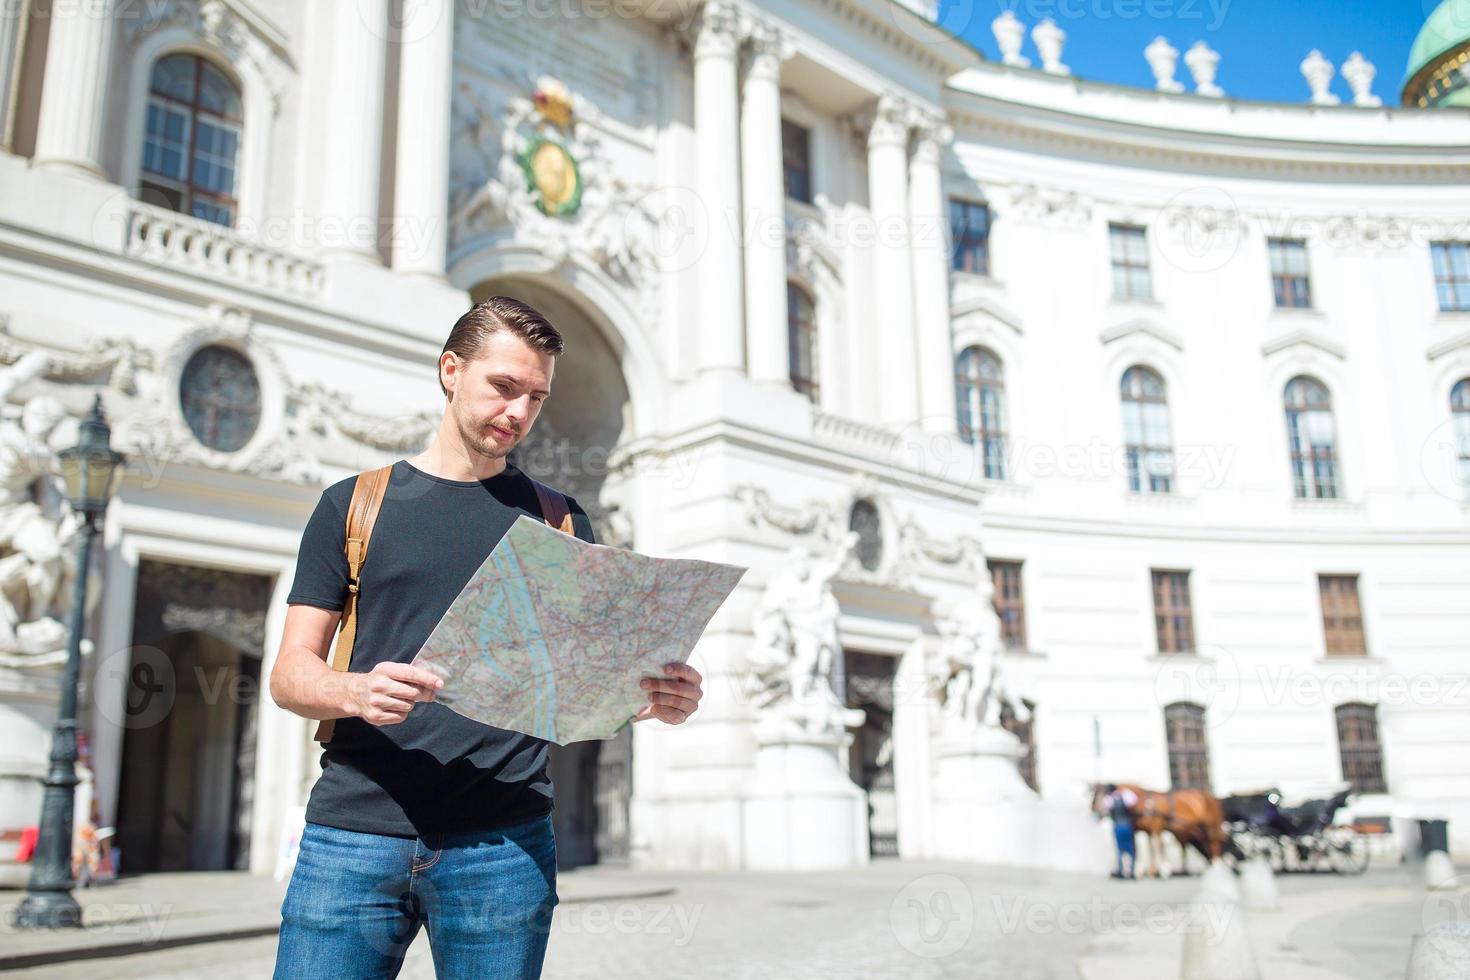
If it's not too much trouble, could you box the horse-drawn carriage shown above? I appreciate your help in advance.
[1091,781,1371,877]
[1220,784,1369,875]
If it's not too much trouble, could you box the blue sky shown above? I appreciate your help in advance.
[937,0,1433,104]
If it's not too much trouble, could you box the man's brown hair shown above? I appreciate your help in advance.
[439,296,564,396]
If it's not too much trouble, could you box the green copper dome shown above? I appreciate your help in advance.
[1403,0,1470,107]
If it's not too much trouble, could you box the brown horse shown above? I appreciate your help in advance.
[1091,783,1229,877]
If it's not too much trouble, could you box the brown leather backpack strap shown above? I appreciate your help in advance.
[529,477,573,534]
[315,464,393,743]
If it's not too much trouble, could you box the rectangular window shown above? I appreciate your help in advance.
[988,559,1026,651]
[1432,242,1470,312]
[1335,704,1387,794]
[143,101,191,182]
[781,119,812,204]
[1151,569,1194,654]
[1110,224,1153,301]
[1319,574,1367,656]
[1269,238,1313,308]
[192,119,241,197]
[786,282,818,402]
[950,198,991,275]
[1164,703,1212,791]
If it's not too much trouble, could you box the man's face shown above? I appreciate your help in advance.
[442,330,554,462]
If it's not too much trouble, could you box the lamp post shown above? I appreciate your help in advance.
[14,395,125,929]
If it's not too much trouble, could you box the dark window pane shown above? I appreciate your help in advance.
[950,199,990,275]
[1335,703,1386,793]
[1164,702,1211,791]
[955,345,1006,478]
[1285,376,1340,499]
[787,282,818,400]
[138,54,242,228]
[150,54,196,101]
[1151,569,1193,654]
[1110,225,1152,301]
[988,559,1027,651]
[1122,367,1172,494]
[199,62,242,118]
[1432,243,1470,312]
[782,119,811,204]
[139,179,184,212]
[179,345,262,452]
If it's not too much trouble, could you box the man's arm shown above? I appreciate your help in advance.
[268,603,442,725]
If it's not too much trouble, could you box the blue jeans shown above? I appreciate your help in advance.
[1114,821,1136,877]
[274,814,558,979]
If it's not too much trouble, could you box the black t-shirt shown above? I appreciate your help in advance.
[285,458,595,838]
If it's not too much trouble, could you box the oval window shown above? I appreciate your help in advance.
[179,345,261,452]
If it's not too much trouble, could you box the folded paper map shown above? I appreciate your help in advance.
[411,515,746,744]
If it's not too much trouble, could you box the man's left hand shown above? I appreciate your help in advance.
[634,662,703,725]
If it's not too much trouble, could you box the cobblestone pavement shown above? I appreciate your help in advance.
[1,860,1444,979]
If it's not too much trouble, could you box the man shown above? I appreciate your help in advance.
[1101,783,1139,880]
[269,296,703,978]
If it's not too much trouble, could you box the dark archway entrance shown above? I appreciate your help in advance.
[471,275,635,868]
[843,650,899,857]
[114,560,272,872]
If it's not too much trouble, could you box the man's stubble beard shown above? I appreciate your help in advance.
[454,403,523,461]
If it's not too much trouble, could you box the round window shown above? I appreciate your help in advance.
[849,499,883,572]
[179,345,262,452]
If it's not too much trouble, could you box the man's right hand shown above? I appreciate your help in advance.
[348,662,445,726]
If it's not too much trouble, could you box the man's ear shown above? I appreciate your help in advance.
[440,351,457,398]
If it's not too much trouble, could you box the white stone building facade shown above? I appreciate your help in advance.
[0,0,1467,880]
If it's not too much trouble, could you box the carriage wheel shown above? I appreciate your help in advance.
[1327,829,1369,875]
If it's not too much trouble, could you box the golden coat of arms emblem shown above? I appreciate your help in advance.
[518,78,582,217]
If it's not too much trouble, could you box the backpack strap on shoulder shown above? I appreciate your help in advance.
[315,464,393,743]
[529,477,574,534]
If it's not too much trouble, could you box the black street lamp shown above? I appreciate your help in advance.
[13,395,125,930]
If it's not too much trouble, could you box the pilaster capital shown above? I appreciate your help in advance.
[741,16,794,82]
[679,0,743,61]
[860,92,916,151]
[911,110,953,164]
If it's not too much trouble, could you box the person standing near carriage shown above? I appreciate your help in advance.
[1102,783,1139,879]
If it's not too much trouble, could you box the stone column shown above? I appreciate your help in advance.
[688,0,745,375]
[391,2,455,278]
[865,94,920,427]
[316,0,388,262]
[33,0,117,176]
[0,1,26,151]
[740,23,792,386]
[908,115,957,435]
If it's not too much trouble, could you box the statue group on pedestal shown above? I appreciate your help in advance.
[746,530,864,739]
[929,558,1035,751]
[0,353,91,662]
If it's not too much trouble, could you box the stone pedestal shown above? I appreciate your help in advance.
[0,653,67,887]
[741,719,868,870]
[931,726,1110,873]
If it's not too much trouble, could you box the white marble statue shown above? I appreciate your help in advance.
[931,574,1009,736]
[748,531,864,736]
[0,387,88,658]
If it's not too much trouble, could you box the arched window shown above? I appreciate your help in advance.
[141,53,243,227]
[955,346,1006,480]
[1121,366,1173,493]
[1335,703,1387,794]
[787,282,818,401]
[1453,378,1470,501]
[1284,376,1339,499]
[1163,702,1211,791]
